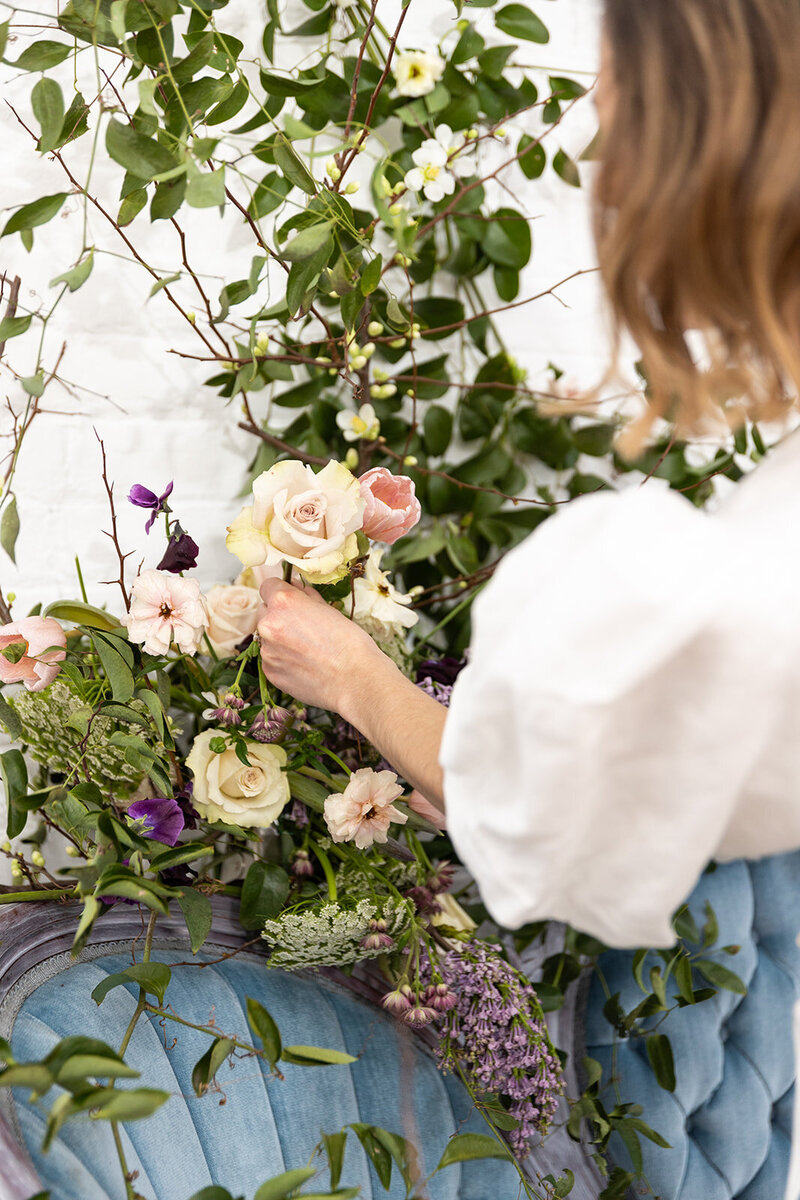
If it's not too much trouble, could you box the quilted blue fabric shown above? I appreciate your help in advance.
[585,851,800,1199]
[10,949,521,1200]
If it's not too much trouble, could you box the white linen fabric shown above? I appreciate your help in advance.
[441,426,800,949]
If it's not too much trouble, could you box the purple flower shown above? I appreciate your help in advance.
[126,796,185,846]
[128,481,174,533]
[209,692,245,727]
[415,657,465,687]
[157,527,199,573]
[249,706,291,743]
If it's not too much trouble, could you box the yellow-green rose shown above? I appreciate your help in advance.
[186,730,290,828]
[226,460,365,585]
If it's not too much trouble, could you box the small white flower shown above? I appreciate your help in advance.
[404,124,476,203]
[336,403,380,443]
[352,547,419,640]
[393,49,445,99]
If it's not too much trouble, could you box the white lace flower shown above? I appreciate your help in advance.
[336,403,380,443]
[404,125,476,202]
[352,547,418,641]
[393,50,445,98]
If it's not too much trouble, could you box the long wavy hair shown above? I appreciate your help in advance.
[595,0,800,452]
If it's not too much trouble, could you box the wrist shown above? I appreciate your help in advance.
[337,642,404,734]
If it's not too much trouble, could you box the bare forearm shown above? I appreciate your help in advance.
[339,651,448,813]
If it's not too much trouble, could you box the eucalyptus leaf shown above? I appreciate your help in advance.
[1,496,20,563]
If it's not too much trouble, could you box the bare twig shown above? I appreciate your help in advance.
[94,430,132,608]
[0,274,21,360]
[0,587,12,624]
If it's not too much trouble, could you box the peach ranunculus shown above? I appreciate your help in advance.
[226,460,365,585]
[186,730,290,828]
[324,767,408,849]
[124,570,208,656]
[0,617,67,692]
[205,584,261,656]
[359,468,421,545]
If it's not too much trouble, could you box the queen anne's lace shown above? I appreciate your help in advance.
[262,896,411,969]
[8,680,146,792]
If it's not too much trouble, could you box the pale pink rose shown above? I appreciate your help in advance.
[359,468,421,545]
[205,585,261,656]
[124,570,208,656]
[0,617,66,692]
[323,767,407,849]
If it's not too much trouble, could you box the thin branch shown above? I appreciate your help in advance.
[238,420,329,466]
[0,587,12,624]
[0,274,21,359]
[94,430,132,608]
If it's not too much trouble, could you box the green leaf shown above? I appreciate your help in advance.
[50,248,94,292]
[72,895,101,955]
[495,4,549,43]
[350,1125,392,1189]
[694,959,747,995]
[32,78,65,154]
[92,633,134,702]
[186,1190,235,1200]
[273,134,316,195]
[240,860,290,929]
[324,1130,347,1189]
[436,1132,511,1169]
[1,748,28,838]
[281,1044,358,1067]
[0,1063,53,1093]
[13,41,71,70]
[423,405,453,457]
[0,313,32,341]
[480,207,531,269]
[207,79,249,126]
[91,962,172,1007]
[281,220,334,262]
[0,693,22,738]
[2,193,69,238]
[646,1034,676,1092]
[360,254,382,295]
[253,1167,316,1200]
[246,997,282,1067]
[192,1037,234,1094]
[149,271,181,298]
[627,1118,671,1149]
[43,599,122,631]
[1,496,20,563]
[0,21,8,59]
[186,167,226,209]
[553,148,581,188]
[55,1054,140,1084]
[97,879,170,914]
[615,1119,643,1176]
[91,1086,169,1121]
[174,887,213,954]
[118,187,148,227]
[518,134,546,180]
[249,171,293,219]
[105,118,179,182]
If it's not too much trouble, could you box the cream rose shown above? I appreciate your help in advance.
[186,730,290,828]
[205,585,261,656]
[226,460,365,585]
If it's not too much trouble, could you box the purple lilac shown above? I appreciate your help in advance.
[126,796,185,846]
[128,482,174,533]
[427,945,563,1159]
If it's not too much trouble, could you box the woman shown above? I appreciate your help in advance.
[257,1,800,949]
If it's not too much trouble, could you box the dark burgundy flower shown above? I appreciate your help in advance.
[405,885,441,916]
[157,527,199,573]
[415,657,465,688]
[427,860,456,894]
[128,481,174,533]
[209,693,245,727]
[126,796,185,846]
[174,782,198,831]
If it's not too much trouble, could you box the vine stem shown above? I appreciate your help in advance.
[0,886,77,903]
[111,909,158,1200]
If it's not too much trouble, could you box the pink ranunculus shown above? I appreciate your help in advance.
[0,617,67,692]
[124,569,208,656]
[323,767,408,850]
[359,468,421,545]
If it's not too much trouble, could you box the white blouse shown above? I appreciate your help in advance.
[441,426,800,949]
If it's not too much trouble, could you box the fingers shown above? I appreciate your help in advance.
[259,578,291,606]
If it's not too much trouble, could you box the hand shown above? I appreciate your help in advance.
[257,577,385,715]
[407,789,447,830]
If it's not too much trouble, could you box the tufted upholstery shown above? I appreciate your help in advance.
[8,948,521,1200]
[585,851,800,1199]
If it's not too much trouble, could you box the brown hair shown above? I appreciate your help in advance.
[595,0,800,452]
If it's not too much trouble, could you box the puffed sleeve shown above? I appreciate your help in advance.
[440,484,791,948]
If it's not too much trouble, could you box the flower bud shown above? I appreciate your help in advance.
[186,311,196,324]
[496,126,508,138]
[388,202,403,216]
[31,850,45,868]
[351,354,367,370]
[368,321,384,336]
[326,159,341,182]
[381,383,397,398]
[394,252,411,267]
[403,455,418,467]
[391,181,405,195]
[256,331,270,352]
[361,342,376,359]
[344,181,360,194]
[328,367,339,376]
[10,862,23,880]
[382,987,413,1015]
[345,448,359,469]
[291,849,314,878]
[406,387,416,399]
[373,367,388,382]
[389,338,406,349]
[466,128,478,139]
[65,844,81,858]
[1,840,10,853]
[404,1005,437,1027]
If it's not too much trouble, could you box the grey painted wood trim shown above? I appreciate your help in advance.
[0,901,603,1200]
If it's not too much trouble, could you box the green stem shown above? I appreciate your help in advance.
[308,840,337,901]
[0,886,77,904]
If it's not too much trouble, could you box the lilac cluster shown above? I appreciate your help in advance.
[432,945,563,1159]
[415,657,465,708]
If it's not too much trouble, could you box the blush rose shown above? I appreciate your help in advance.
[205,585,261,656]
[359,468,421,545]
[323,768,408,849]
[0,617,67,692]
